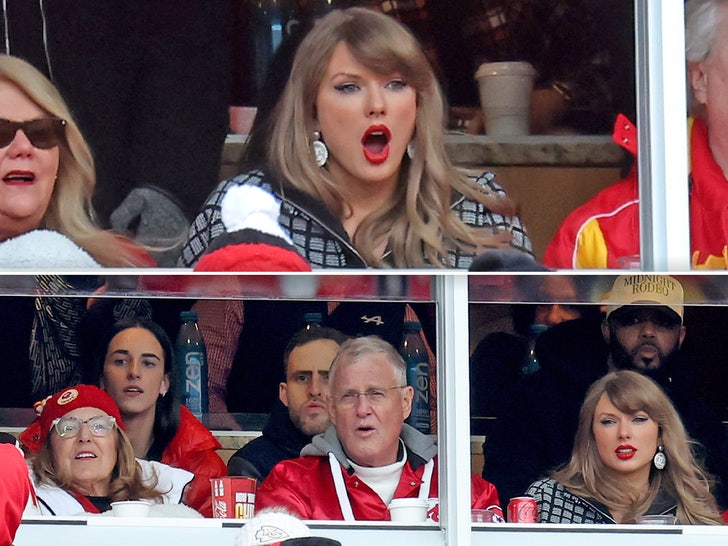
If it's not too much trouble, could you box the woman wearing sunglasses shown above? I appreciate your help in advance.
[0,55,151,267]
[19,385,196,515]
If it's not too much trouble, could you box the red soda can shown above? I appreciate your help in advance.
[507,496,538,523]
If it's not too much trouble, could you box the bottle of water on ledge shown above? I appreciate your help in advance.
[177,311,208,418]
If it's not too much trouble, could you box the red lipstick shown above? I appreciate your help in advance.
[615,444,636,460]
[361,125,391,165]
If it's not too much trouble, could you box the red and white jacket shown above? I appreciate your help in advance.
[255,424,502,521]
[543,115,728,269]
[30,459,193,516]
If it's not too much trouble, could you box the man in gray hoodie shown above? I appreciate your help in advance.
[255,336,502,520]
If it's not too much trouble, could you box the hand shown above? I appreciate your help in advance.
[110,187,190,266]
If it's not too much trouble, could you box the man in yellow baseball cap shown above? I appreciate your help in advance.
[602,274,685,375]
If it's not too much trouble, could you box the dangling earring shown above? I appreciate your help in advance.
[653,445,666,470]
[406,141,415,159]
[312,130,328,167]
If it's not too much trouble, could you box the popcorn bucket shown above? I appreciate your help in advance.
[210,476,256,519]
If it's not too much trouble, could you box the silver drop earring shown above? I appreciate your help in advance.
[406,141,415,159]
[312,130,329,167]
[653,445,666,470]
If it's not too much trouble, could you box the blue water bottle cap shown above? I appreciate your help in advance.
[180,310,199,321]
[403,321,421,332]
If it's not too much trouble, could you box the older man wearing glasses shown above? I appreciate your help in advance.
[255,336,503,521]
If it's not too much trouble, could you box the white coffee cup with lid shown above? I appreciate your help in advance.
[475,61,537,136]
[110,500,151,517]
[388,498,429,523]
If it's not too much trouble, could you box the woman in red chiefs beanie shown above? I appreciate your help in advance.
[20,385,196,515]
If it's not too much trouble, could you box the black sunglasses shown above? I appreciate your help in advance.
[0,117,67,149]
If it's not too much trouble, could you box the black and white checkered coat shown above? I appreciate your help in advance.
[178,169,532,268]
[526,478,677,524]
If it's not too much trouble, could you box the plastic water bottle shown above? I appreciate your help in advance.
[176,311,208,417]
[522,323,547,376]
[400,321,430,434]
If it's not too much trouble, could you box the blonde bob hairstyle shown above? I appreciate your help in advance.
[0,55,144,266]
[267,8,517,268]
[31,418,162,503]
[552,370,722,524]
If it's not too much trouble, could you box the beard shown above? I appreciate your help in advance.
[290,406,330,437]
[609,337,681,385]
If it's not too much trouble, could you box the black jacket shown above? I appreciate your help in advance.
[482,317,728,510]
[526,478,677,524]
[178,169,532,268]
[227,401,311,483]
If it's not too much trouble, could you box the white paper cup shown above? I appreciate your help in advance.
[635,514,677,525]
[110,500,151,518]
[388,498,429,523]
[475,62,537,136]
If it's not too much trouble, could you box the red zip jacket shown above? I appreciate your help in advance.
[544,116,728,269]
[2,444,33,544]
[256,454,501,521]
[161,406,227,517]
[543,114,639,268]
[689,117,728,268]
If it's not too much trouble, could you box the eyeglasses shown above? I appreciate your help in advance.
[0,117,67,149]
[51,415,117,438]
[334,386,406,408]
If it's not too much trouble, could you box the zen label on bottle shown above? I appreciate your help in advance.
[184,352,205,414]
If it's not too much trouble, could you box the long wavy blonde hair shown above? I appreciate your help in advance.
[552,370,722,524]
[0,55,146,266]
[32,424,162,502]
[267,8,517,268]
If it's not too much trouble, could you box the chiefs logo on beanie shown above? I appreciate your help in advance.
[19,385,124,454]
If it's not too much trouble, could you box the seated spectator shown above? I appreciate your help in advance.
[19,385,194,515]
[542,114,638,269]
[483,274,728,512]
[527,370,723,524]
[179,7,532,269]
[227,326,349,482]
[194,298,437,435]
[86,317,227,517]
[255,336,502,520]
[0,3,237,266]
[470,275,600,433]
[544,0,728,270]
[0,55,151,268]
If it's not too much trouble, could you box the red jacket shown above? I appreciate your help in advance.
[256,454,501,521]
[689,117,728,268]
[543,114,639,269]
[2,444,33,545]
[543,116,728,269]
[161,406,227,517]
